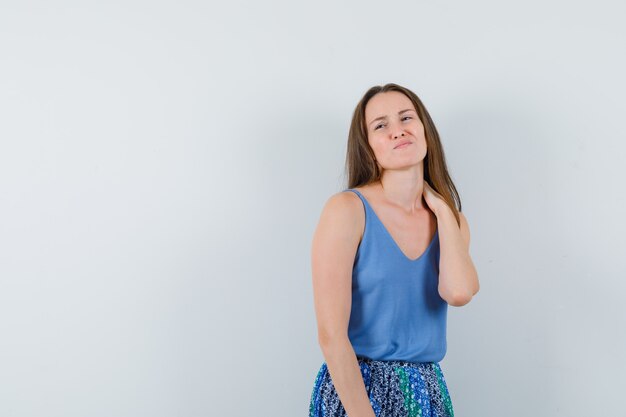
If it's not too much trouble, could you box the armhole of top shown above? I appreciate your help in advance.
[343,189,366,248]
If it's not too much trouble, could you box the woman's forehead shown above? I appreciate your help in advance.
[365,92,416,122]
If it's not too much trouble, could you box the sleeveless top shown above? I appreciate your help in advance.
[344,188,447,363]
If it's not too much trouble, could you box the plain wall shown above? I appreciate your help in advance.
[1,1,624,416]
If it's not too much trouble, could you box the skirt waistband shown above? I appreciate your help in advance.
[356,355,439,368]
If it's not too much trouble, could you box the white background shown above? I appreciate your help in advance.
[1,1,625,416]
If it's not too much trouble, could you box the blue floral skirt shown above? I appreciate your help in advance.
[308,355,454,417]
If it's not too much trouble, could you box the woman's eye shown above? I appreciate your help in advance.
[374,117,411,131]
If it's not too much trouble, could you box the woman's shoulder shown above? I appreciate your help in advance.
[324,188,363,212]
[315,189,365,245]
[339,182,379,201]
[315,188,366,228]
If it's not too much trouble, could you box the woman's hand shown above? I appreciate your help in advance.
[423,180,447,215]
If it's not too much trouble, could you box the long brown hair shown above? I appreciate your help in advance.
[344,83,462,226]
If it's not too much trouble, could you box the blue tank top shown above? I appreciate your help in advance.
[344,188,447,363]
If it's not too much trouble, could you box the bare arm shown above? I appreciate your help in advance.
[436,206,480,306]
[311,192,376,417]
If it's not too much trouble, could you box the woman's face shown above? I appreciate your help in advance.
[364,91,426,171]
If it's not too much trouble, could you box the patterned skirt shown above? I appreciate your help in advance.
[308,356,454,417]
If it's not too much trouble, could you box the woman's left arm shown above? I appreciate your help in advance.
[434,206,480,306]
[424,182,480,306]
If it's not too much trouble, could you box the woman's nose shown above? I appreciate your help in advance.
[392,125,405,138]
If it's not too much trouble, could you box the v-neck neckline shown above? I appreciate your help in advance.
[351,189,438,262]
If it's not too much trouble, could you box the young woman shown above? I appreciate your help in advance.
[308,83,479,417]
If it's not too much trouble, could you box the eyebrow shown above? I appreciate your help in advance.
[368,109,416,127]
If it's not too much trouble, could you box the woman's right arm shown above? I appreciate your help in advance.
[311,192,376,417]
